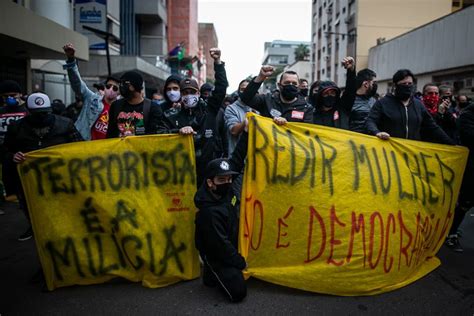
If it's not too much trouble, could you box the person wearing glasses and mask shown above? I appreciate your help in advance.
[63,43,121,140]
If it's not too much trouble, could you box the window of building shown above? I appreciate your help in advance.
[322,46,326,52]
[317,49,321,60]
[322,69,325,75]
[323,24,326,30]
[342,7,346,14]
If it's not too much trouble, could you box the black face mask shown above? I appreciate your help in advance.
[300,88,309,97]
[395,84,413,100]
[29,112,52,127]
[322,95,337,109]
[280,85,299,101]
[458,102,468,109]
[119,84,134,100]
[367,83,378,98]
[212,182,232,196]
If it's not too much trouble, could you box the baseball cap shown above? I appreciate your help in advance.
[180,78,199,92]
[205,158,239,179]
[27,92,52,113]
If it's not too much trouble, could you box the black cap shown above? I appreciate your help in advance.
[0,80,22,94]
[120,71,143,91]
[205,158,239,179]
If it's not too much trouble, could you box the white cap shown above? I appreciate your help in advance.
[27,92,51,112]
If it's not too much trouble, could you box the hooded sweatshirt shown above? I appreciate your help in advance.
[161,75,183,111]
[194,183,246,269]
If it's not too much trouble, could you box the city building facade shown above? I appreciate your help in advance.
[368,6,474,98]
[311,0,455,87]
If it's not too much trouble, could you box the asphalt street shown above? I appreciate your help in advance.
[1,201,473,315]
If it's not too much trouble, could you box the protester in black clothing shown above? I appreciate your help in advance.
[161,74,183,111]
[445,103,474,252]
[106,71,162,138]
[200,82,214,102]
[311,57,356,129]
[298,78,309,100]
[158,48,228,187]
[194,131,249,302]
[421,83,457,142]
[366,69,454,145]
[215,96,235,158]
[5,92,83,241]
[241,67,313,124]
[349,68,377,133]
[0,80,28,201]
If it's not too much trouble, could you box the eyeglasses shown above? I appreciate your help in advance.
[106,84,119,92]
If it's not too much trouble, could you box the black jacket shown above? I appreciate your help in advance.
[241,80,313,123]
[160,74,183,111]
[158,63,228,185]
[194,133,248,269]
[366,94,454,145]
[4,114,83,157]
[312,69,356,129]
[349,95,376,133]
[194,185,245,269]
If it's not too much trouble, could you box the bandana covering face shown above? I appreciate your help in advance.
[423,94,439,115]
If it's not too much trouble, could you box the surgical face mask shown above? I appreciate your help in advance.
[182,94,199,108]
[104,87,119,100]
[166,90,181,102]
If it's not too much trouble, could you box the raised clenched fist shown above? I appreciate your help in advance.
[63,43,76,60]
[341,56,355,70]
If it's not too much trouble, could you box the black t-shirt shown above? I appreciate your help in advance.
[106,98,161,138]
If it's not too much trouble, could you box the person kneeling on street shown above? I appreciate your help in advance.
[194,156,247,303]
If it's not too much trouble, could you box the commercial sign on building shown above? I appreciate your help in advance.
[74,0,107,50]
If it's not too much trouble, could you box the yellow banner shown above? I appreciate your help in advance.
[18,135,200,291]
[240,114,468,296]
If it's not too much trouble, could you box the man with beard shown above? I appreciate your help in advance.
[5,92,83,240]
[310,57,356,129]
[366,69,454,145]
[349,68,378,133]
[240,67,313,125]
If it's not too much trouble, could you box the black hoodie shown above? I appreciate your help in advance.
[194,132,248,269]
[161,74,183,111]
[194,184,246,269]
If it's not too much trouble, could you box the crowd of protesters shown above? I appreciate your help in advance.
[0,44,473,302]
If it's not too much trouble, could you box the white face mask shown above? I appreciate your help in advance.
[182,94,199,108]
[166,90,181,102]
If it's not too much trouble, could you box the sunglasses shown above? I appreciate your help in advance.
[106,84,119,92]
